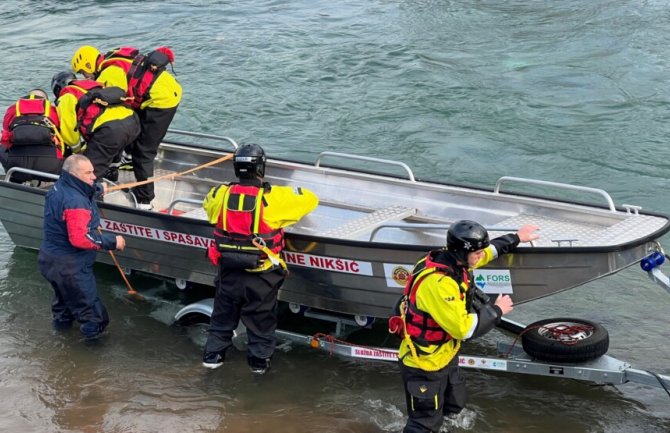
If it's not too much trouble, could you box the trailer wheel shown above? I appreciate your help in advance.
[521,318,609,363]
[354,315,375,327]
[175,278,191,290]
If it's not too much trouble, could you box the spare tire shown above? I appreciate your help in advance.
[521,318,609,363]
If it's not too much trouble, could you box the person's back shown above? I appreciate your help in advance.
[201,143,318,373]
[71,44,183,209]
[52,70,140,180]
[0,89,63,183]
[55,79,136,147]
[73,45,182,110]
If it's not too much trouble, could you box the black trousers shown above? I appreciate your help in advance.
[84,114,140,179]
[130,106,178,202]
[0,146,62,183]
[400,356,467,433]
[204,267,286,361]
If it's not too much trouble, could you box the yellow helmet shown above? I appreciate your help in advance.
[71,45,101,75]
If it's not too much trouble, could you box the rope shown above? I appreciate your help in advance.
[93,152,234,298]
[107,152,234,192]
[251,237,288,271]
[42,117,65,155]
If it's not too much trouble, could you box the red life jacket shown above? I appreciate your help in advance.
[61,80,105,141]
[99,46,138,75]
[125,48,172,109]
[214,183,284,257]
[403,252,469,347]
[99,46,171,109]
[9,96,57,148]
[59,79,101,100]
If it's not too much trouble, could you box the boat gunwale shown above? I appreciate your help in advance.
[160,140,666,219]
[2,167,669,257]
[156,141,670,250]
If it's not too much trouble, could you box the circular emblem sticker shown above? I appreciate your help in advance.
[392,266,410,286]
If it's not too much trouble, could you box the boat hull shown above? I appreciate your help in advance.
[2,134,669,319]
[0,179,662,319]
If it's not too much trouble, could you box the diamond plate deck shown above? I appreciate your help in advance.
[322,205,417,240]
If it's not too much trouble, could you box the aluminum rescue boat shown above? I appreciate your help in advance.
[1,130,669,320]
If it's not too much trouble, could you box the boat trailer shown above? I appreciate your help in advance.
[271,318,670,395]
[173,250,670,396]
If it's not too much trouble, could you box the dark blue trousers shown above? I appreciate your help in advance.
[38,250,109,339]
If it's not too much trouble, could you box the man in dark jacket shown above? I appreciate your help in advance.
[38,154,125,340]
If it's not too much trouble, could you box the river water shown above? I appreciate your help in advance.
[1,1,670,432]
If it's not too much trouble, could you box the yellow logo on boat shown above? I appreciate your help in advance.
[392,266,410,286]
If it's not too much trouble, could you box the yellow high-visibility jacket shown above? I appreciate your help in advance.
[56,91,137,150]
[98,64,182,110]
[398,246,500,371]
[203,182,319,271]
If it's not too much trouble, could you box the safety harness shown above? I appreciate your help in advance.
[9,95,64,155]
[69,82,127,141]
[100,46,173,109]
[125,49,172,109]
[389,251,469,371]
[213,183,287,271]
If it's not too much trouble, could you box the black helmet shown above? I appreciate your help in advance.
[233,143,266,179]
[51,71,76,98]
[446,220,490,262]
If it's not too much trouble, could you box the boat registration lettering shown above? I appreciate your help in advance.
[101,219,215,249]
[473,269,514,294]
[282,251,373,275]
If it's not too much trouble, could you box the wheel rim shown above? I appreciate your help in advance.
[537,321,594,343]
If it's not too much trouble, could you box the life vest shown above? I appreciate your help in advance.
[59,79,102,100]
[401,252,469,347]
[125,48,172,109]
[99,46,138,75]
[9,96,60,151]
[65,81,125,141]
[213,183,284,258]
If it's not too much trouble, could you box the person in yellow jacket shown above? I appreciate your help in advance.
[71,45,182,209]
[201,143,318,374]
[51,71,140,182]
[397,220,539,433]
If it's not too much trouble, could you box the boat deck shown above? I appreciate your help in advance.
[104,167,667,249]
